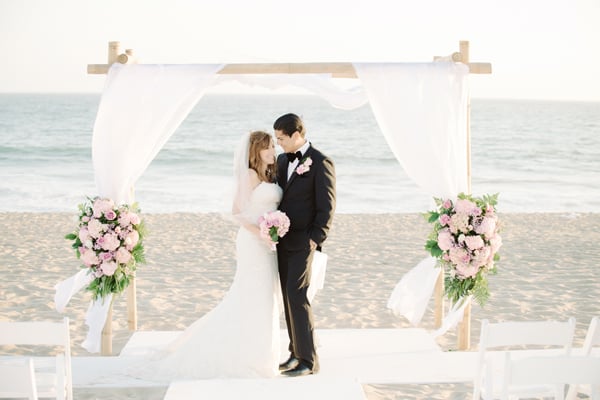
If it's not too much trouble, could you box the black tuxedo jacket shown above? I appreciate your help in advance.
[277,144,336,251]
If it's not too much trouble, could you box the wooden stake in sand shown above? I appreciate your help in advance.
[88,40,491,354]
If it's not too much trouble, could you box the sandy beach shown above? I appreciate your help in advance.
[1,211,599,399]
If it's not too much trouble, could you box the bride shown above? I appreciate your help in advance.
[134,131,282,380]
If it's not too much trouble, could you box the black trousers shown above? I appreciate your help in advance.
[277,244,319,371]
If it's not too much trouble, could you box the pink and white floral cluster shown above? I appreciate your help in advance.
[66,196,146,299]
[425,193,501,305]
[258,210,291,250]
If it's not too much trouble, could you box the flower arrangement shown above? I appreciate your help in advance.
[296,157,313,175]
[65,196,147,300]
[424,193,502,306]
[258,210,291,250]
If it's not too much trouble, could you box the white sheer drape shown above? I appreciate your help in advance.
[354,62,470,332]
[217,74,367,110]
[354,62,469,198]
[93,63,224,204]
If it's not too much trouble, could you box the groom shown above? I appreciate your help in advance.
[274,113,336,377]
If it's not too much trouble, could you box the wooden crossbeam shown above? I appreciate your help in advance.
[87,41,491,76]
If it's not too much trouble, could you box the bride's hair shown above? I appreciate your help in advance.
[248,131,277,183]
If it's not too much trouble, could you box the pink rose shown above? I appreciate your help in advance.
[439,214,451,226]
[100,261,118,276]
[104,210,117,220]
[99,252,113,262]
[442,199,452,209]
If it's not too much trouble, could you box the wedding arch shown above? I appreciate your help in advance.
[76,40,491,355]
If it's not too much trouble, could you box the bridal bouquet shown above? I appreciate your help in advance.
[424,193,502,306]
[258,210,291,250]
[65,196,147,300]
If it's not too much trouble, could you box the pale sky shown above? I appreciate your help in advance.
[1,0,599,101]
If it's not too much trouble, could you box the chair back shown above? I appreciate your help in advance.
[582,317,600,355]
[0,318,72,400]
[473,317,576,399]
[503,354,600,400]
[0,358,39,400]
[566,316,600,400]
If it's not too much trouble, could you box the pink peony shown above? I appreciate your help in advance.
[464,235,485,250]
[449,247,471,265]
[454,199,477,215]
[92,198,114,218]
[125,230,140,250]
[86,218,105,238]
[471,246,491,267]
[78,227,90,242]
[101,232,121,252]
[449,213,470,234]
[99,252,113,262]
[475,216,497,237]
[455,263,479,279]
[129,212,140,225]
[81,248,99,267]
[437,229,455,251]
[100,261,118,276]
[115,247,132,264]
[489,234,503,254]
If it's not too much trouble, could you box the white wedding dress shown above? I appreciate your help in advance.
[134,182,282,381]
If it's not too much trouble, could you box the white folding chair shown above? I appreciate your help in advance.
[0,317,72,400]
[473,317,576,400]
[566,316,600,400]
[502,354,600,400]
[0,358,39,400]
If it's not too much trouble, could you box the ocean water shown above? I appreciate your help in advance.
[0,93,598,214]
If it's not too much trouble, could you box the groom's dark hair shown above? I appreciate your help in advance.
[273,113,305,138]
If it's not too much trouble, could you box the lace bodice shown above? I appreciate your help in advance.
[245,182,282,222]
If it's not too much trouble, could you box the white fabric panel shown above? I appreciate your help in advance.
[354,62,470,331]
[92,63,224,204]
[353,62,469,198]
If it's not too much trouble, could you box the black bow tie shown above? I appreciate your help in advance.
[286,151,303,163]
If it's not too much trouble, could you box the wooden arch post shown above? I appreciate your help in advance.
[88,40,491,354]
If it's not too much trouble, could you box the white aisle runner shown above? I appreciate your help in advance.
[71,329,478,399]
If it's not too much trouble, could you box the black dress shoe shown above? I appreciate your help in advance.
[281,362,314,377]
[278,356,300,372]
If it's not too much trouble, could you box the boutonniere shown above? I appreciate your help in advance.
[296,156,313,175]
